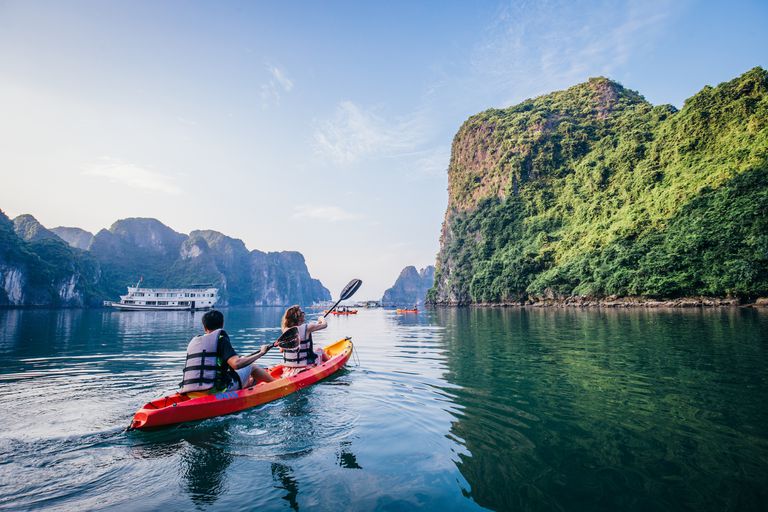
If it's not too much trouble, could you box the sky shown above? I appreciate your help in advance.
[0,0,766,299]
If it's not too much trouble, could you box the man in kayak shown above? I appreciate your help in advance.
[180,310,274,396]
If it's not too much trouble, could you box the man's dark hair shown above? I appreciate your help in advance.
[202,310,224,331]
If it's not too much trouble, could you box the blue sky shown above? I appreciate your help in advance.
[1,0,766,298]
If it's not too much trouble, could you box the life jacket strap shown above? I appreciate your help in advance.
[186,351,216,360]
[198,349,207,383]
[183,364,220,372]
[180,376,219,386]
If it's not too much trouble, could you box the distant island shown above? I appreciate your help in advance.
[382,265,435,307]
[0,213,330,307]
[428,67,768,306]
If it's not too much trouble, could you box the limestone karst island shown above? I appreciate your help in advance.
[430,68,768,307]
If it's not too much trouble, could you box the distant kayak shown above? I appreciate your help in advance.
[128,337,353,430]
[396,309,418,313]
[327,309,358,315]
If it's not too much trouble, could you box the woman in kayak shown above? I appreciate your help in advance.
[180,310,274,397]
[280,305,328,377]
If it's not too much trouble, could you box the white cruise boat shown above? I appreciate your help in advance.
[104,279,219,311]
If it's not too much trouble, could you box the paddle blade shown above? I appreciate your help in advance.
[339,279,363,301]
[275,326,299,349]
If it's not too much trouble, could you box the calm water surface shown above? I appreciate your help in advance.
[0,307,766,511]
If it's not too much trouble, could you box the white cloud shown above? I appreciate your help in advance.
[261,65,294,107]
[411,145,450,178]
[82,158,182,195]
[292,205,361,223]
[312,101,429,165]
[271,66,294,92]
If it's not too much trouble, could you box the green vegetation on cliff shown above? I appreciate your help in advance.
[430,68,768,304]
[0,211,103,306]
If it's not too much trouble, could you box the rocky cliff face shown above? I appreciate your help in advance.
[430,68,768,304]
[1,211,101,307]
[382,265,435,306]
[188,230,252,304]
[89,218,187,302]
[171,230,331,306]
[250,250,330,306]
[0,213,331,307]
[13,214,63,243]
[50,227,94,250]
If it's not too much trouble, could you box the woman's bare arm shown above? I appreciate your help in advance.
[307,317,328,333]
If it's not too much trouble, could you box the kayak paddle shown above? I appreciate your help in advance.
[323,278,363,318]
[244,326,300,358]
[274,326,300,349]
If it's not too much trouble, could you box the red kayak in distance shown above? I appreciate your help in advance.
[128,337,353,430]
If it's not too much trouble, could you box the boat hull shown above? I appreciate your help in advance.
[105,301,213,311]
[129,337,353,430]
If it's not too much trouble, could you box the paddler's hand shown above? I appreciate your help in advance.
[259,343,272,354]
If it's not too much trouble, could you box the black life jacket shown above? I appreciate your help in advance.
[179,329,228,393]
[282,323,317,367]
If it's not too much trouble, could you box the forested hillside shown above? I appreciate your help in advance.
[430,68,768,304]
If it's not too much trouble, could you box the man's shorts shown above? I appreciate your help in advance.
[227,365,252,391]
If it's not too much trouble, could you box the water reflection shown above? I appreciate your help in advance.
[435,307,768,511]
[181,432,233,506]
[128,424,235,507]
[336,440,362,469]
[271,463,300,511]
[0,309,87,356]
[0,309,23,351]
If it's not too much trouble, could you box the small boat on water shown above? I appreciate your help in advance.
[396,308,418,313]
[104,278,219,311]
[128,337,353,430]
[324,307,358,315]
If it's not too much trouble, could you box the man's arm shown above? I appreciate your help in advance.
[227,344,271,370]
[218,330,271,370]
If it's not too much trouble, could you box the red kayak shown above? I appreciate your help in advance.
[128,337,353,430]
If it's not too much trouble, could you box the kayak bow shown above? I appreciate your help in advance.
[129,337,353,430]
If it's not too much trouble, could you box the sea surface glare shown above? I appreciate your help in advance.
[0,307,766,511]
